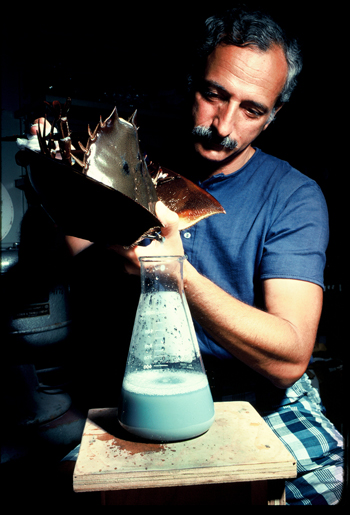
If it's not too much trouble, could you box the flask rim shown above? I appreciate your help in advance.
[138,255,186,263]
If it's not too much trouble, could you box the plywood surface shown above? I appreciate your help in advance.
[73,402,296,492]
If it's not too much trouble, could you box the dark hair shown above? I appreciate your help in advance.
[190,7,303,106]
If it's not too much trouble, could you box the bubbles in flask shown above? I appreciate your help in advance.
[119,257,214,441]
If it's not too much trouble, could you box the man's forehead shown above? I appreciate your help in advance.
[204,44,288,104]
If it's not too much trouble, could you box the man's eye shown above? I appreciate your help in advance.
[202,90,220,100]
[245,108,262,118]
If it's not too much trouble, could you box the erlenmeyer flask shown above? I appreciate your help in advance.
[118,256,215,441]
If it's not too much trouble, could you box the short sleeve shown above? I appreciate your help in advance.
[259,181,329,288]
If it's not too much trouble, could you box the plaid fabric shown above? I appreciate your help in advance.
[263,397,344,505]
[61,443,80,462]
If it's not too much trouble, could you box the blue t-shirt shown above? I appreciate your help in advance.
[181,148,329,360]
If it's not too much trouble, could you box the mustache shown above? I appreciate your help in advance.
[192,126,238,151]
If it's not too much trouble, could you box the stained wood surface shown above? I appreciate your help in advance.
[73,401,296,493]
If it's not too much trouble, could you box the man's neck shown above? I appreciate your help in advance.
[206,146,256,179]
[190,145,255,182]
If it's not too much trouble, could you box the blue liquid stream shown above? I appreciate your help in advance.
[118,370,215,441]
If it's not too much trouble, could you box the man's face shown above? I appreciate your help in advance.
[192,44,288,167]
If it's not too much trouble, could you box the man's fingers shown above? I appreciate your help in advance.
[155,201,179,238]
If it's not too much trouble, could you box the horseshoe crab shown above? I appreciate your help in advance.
[17,99,225,247]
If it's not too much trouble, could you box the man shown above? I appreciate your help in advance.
[63,7,343,505]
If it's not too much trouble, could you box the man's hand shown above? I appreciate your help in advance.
[110,201,184,275]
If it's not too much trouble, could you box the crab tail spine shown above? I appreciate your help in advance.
[72,154,85,168]
[78,141,88,153]
[128,110,137,127]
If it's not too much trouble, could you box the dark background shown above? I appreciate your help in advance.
[1,0,347,505]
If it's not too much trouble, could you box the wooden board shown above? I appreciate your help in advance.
[73,402,296,493]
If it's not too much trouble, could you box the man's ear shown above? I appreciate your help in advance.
[263,103,284,130]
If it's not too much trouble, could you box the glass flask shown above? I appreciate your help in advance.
[118,256,215,441]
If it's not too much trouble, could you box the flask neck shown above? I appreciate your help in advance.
[139,256,185,295]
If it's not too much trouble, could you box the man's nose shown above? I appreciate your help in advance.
[212,102,237,139]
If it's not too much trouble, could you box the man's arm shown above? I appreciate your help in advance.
[106,201,324,389]
[183,263,322,389]
[65,235,93,256]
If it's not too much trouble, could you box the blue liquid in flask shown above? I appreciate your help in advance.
[118,257,215,442]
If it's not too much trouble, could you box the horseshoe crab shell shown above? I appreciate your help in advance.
[77,107,158,216]
[18,108,162,247]
[17,104,225,247]
[18,148,162,247]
